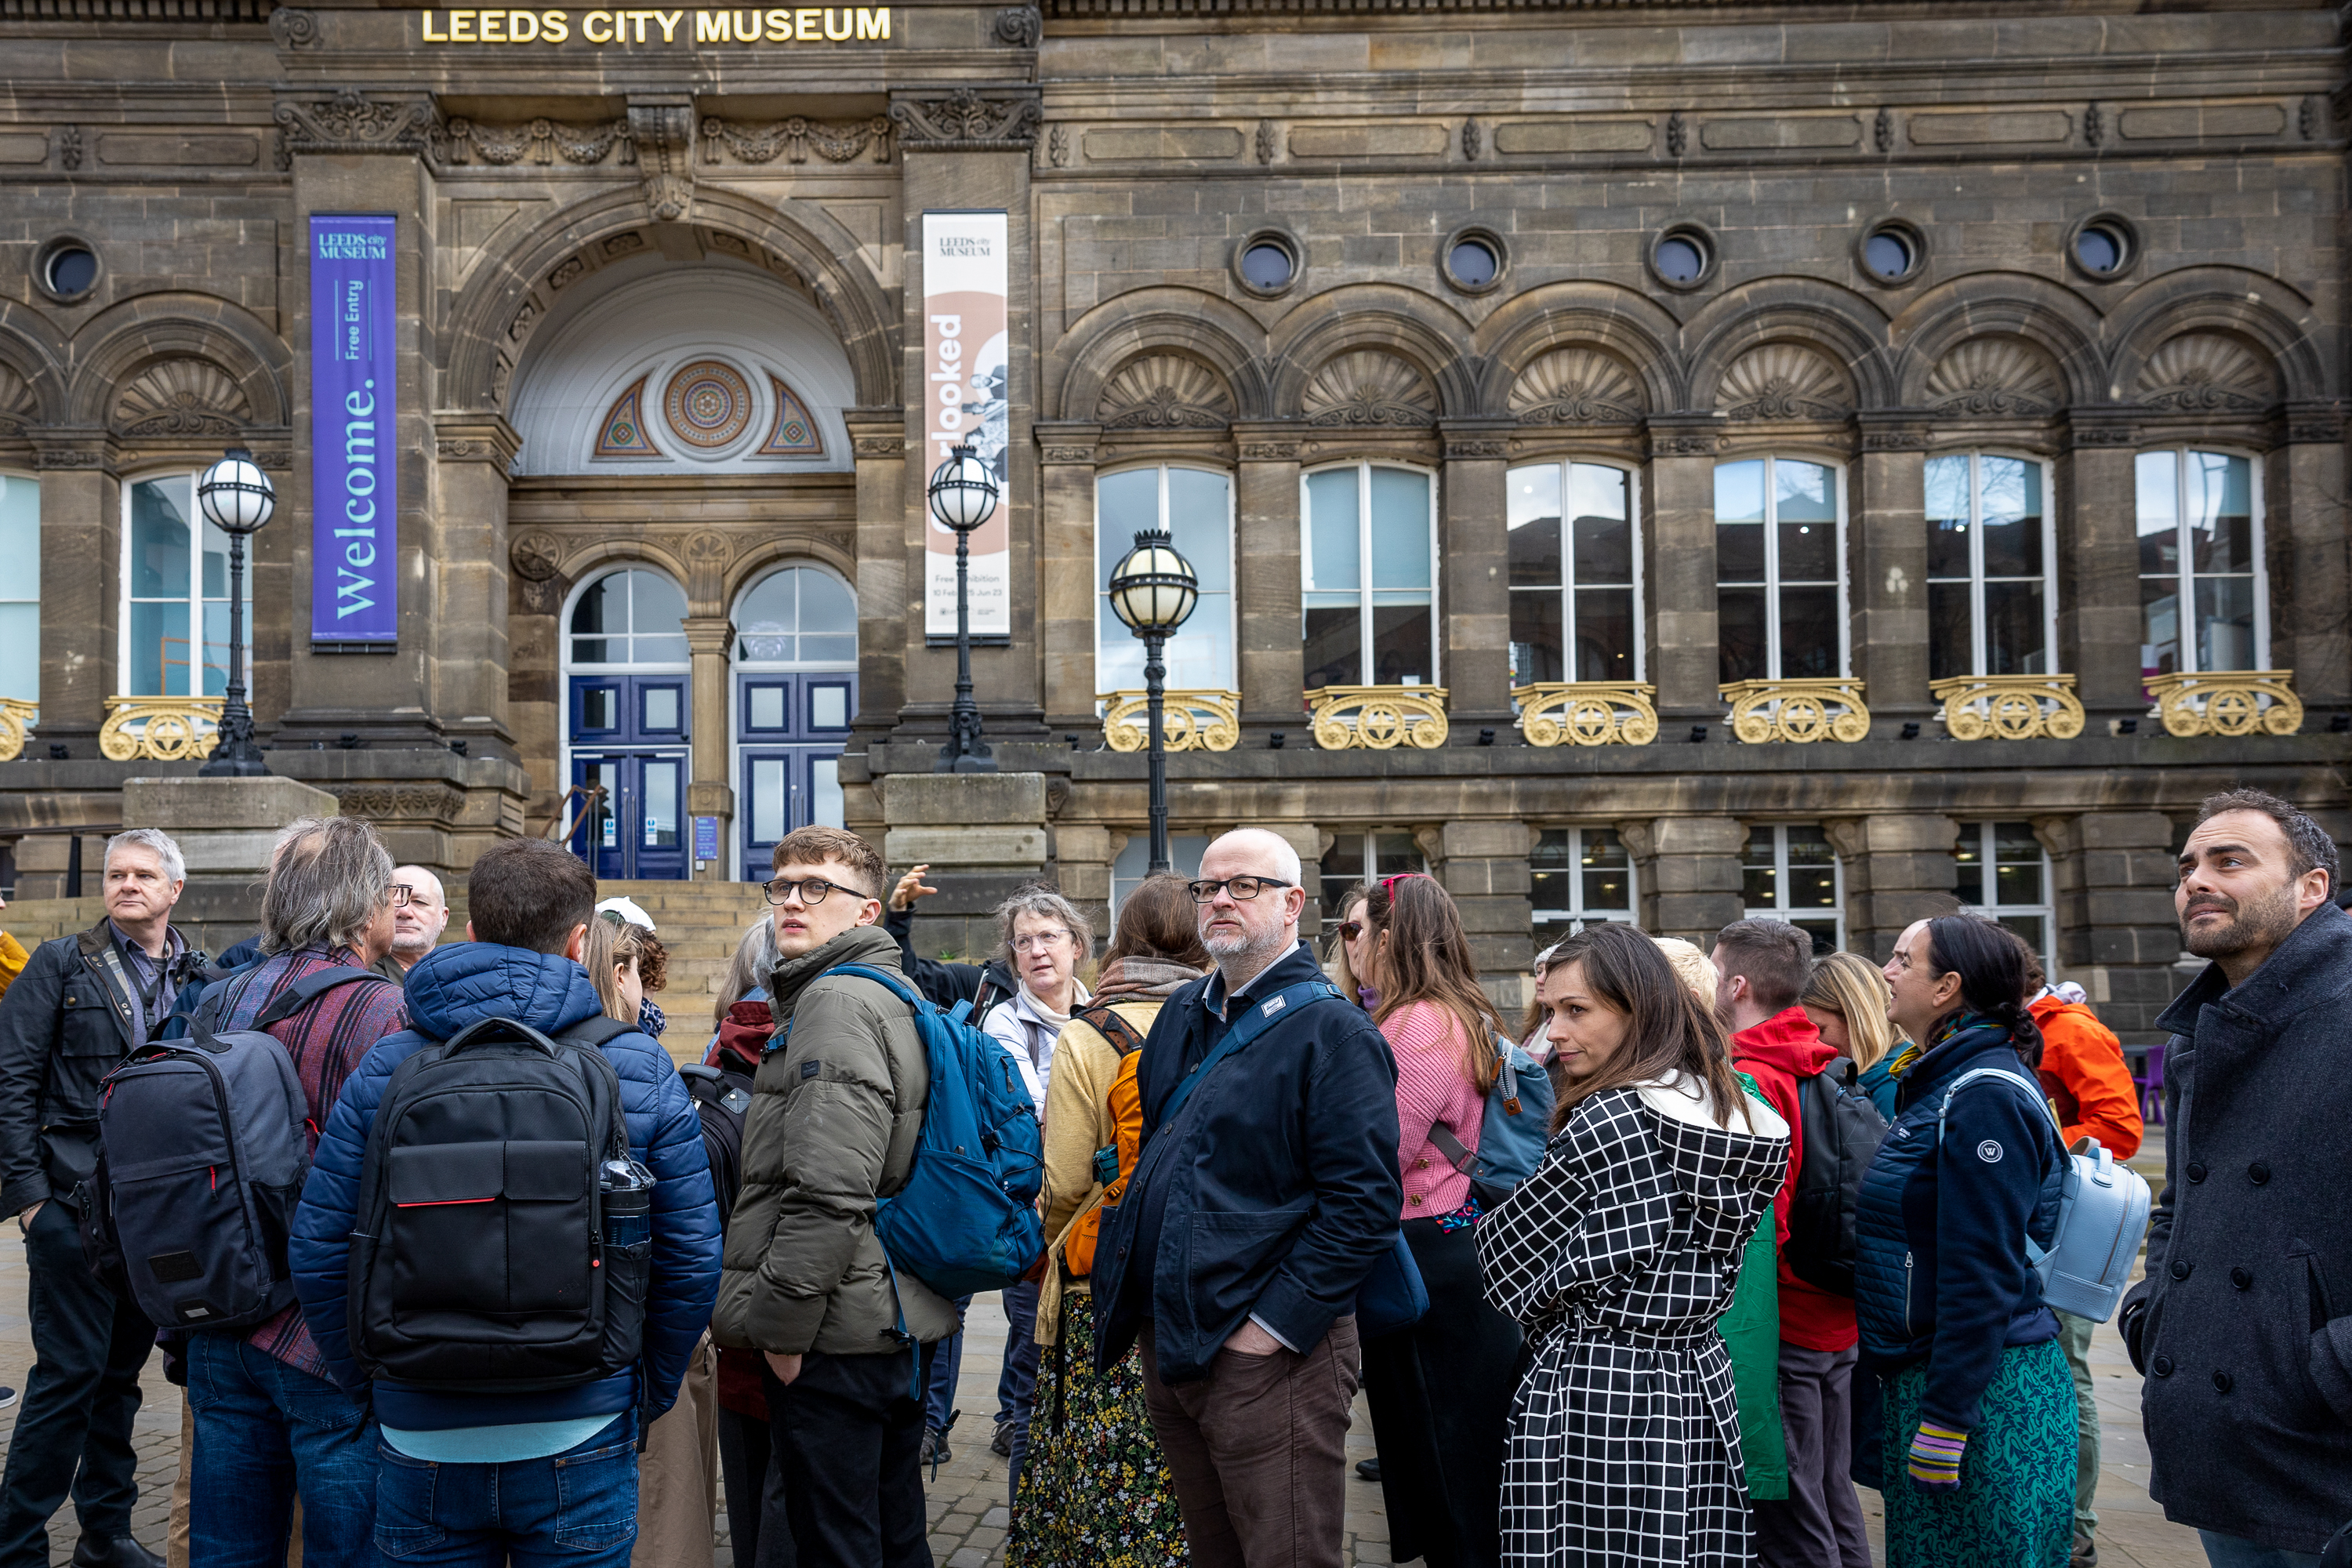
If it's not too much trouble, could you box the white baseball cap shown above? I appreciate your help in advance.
[594,895,655,934]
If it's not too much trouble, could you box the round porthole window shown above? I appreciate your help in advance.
[1857,219,1925,286]
[1233,230,1302,297]
[34,238,99,302]
[1439,227,1506,296]
[1647,223,1718,292]
[2069,214,2137,281]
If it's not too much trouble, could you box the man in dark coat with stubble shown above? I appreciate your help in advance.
[2122,789,2352,1568]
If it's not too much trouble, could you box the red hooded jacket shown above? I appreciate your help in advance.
[1730,1005,1857,1352]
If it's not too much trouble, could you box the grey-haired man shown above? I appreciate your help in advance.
[0,828,207,1568]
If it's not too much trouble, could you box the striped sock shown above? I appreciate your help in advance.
[1907,1423,1969,1490]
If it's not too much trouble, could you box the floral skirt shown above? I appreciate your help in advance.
[1004,1286,1189,1568]
[1880,1337,2075,1568]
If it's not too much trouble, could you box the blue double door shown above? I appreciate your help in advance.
[737,673,855,879]
[568,675,691,880]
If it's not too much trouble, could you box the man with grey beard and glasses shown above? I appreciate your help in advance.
[1091,828,1401,1568]
[2120,789,2352,1568]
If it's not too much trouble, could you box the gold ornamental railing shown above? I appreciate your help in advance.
[1929,674,2085,742]
[0,699,34,762]
[2143,670,2303,739]
[1305,685,1450,750]
[100,696,223,762]
[1100,689,1241,753]
[1512,682,1659,746]
[1720,679,1871,744]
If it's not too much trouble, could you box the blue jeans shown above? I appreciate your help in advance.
[186,1334,379,1568]
[373,1415,638,1566]
[2200,1533,2321,1568]
[922,1295,971,1433]
[996,1280,1040,1505]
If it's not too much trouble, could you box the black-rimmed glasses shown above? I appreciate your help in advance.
[765,876,870,907]
[1185,876,1294,904]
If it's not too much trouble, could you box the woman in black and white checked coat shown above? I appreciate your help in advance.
[1479,924,1791,1568]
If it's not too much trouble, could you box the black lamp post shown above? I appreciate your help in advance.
[928,443,1000,774]
[1105,527,1200,873]
[195,447,274,777]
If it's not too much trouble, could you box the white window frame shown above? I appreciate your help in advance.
[2134,446,2270,674]
[1319,827,1428,921]
[1741,822,1847,951]
[1954,820,2056,967]
[1299,460,1442,688]
[0,470,37,704]
[1530,826,1639,937]
[1923,450,2060,678]
[119,468,247,699]
[728,562,859,880]
[560,565,694,678]
[1093,462,1239,701]
[1713,454,1852,680]
[1506,458,1646,685]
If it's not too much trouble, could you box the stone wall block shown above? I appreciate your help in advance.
[1439,820,1534,860]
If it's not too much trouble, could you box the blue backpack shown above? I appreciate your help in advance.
[1428,1033,1556,1207]
[826,964,1045,1298]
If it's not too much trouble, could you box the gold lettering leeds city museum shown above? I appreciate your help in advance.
[419,8,892,44]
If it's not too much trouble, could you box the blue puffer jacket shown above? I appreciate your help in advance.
[1854,1013,2063,1435]
[289,941,721,1432]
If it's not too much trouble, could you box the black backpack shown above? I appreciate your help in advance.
[349,1013,648,1393]
[85,967,390,1330]
[1784,1058,1889,1298]
[678,1062,753,1229]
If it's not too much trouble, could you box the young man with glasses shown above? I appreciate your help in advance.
[714,826,957,1568]
[1092,828,1402,1568]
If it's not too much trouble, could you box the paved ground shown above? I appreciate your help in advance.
[0,1131,2204,1567]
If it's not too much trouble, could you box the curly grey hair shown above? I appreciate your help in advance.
[993,883,1095,967]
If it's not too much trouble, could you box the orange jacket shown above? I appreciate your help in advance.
[0,931,25,1002]
[2031,993,2143,1159]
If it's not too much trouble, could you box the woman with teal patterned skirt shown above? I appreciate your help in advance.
[1006,876,1203,1568]
[1854,915,2074,1566]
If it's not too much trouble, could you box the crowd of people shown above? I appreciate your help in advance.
[0,785,2340,1568]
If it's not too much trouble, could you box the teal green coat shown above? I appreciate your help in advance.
[1719,1071,1788,1501]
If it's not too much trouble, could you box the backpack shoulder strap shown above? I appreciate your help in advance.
[252,965,391,1031]
[826,963,925,1012]
[1159,977,1344,1128]
[1073,1002,1145,1058]
[1935,1064,2060,1144]
[557,1014,636,1048]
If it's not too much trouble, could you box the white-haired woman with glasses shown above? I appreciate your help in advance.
[981,883,1095,1500]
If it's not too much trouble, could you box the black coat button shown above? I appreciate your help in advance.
[2249,1163,2270,1185]
[2187,1163,2207,1183]
[2230,1268,2252,1290]
[2213,1370,2234,1393]
[2153,1356,2174,1376]
[2171,1260,2192,1280]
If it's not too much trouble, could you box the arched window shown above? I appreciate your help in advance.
[735,565,857,667]
[569,568,689,669]
[1925,452,2056,679]
[122,470,247,697]
[0,474,36,701]
[1714,457,1846,684]
[1094,465,1234,694]
[1508,461,1642,684]
[1302,463,1437,689]
[2135,449,2265,676]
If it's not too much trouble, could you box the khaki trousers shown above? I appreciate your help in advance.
[630,1332,719,1568]
[1138,1318,1360,1568]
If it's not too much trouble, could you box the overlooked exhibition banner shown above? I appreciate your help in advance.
[310,215,399,643]
[920,210,1010,639]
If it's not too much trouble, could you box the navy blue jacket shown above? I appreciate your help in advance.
[1092,940,1401,1384]
[1854,1014,2063,1434]
[289,941,722,1432]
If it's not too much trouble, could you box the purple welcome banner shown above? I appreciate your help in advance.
[308,215,398,642]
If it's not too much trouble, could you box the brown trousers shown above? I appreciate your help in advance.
[1138,1317,1361,1568]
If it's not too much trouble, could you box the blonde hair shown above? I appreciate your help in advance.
[1798,950,1904,1072]
[583,914,651,1026]
[1651,936,1717,1005]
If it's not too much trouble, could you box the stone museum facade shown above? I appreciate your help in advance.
[0,0,2344,1035]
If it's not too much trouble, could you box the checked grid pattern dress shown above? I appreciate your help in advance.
[1477,1077,1790,1568]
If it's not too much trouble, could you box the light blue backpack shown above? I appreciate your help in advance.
[1428,1033,1556,1206]
[1937,1065,2153,1323]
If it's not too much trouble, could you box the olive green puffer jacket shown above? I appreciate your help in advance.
[713,926,957,1356]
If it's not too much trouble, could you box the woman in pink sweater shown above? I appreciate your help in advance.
[1353,873,1523,1568]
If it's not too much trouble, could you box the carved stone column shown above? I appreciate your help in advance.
[1439,420,1514,740]
[846,408,907,749]
[1825,813,1958,960]
[1036,424,1101,733]
[30,434,118,755]
[1232,423,1302,742]
[684,615,732,880]
[1642,419,1726,724]
[432,416,520,754]
[2057,414,2144,724]
[2268,406,2350,710]
[1624,815,1744,942]
[1850,422,1929,728]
